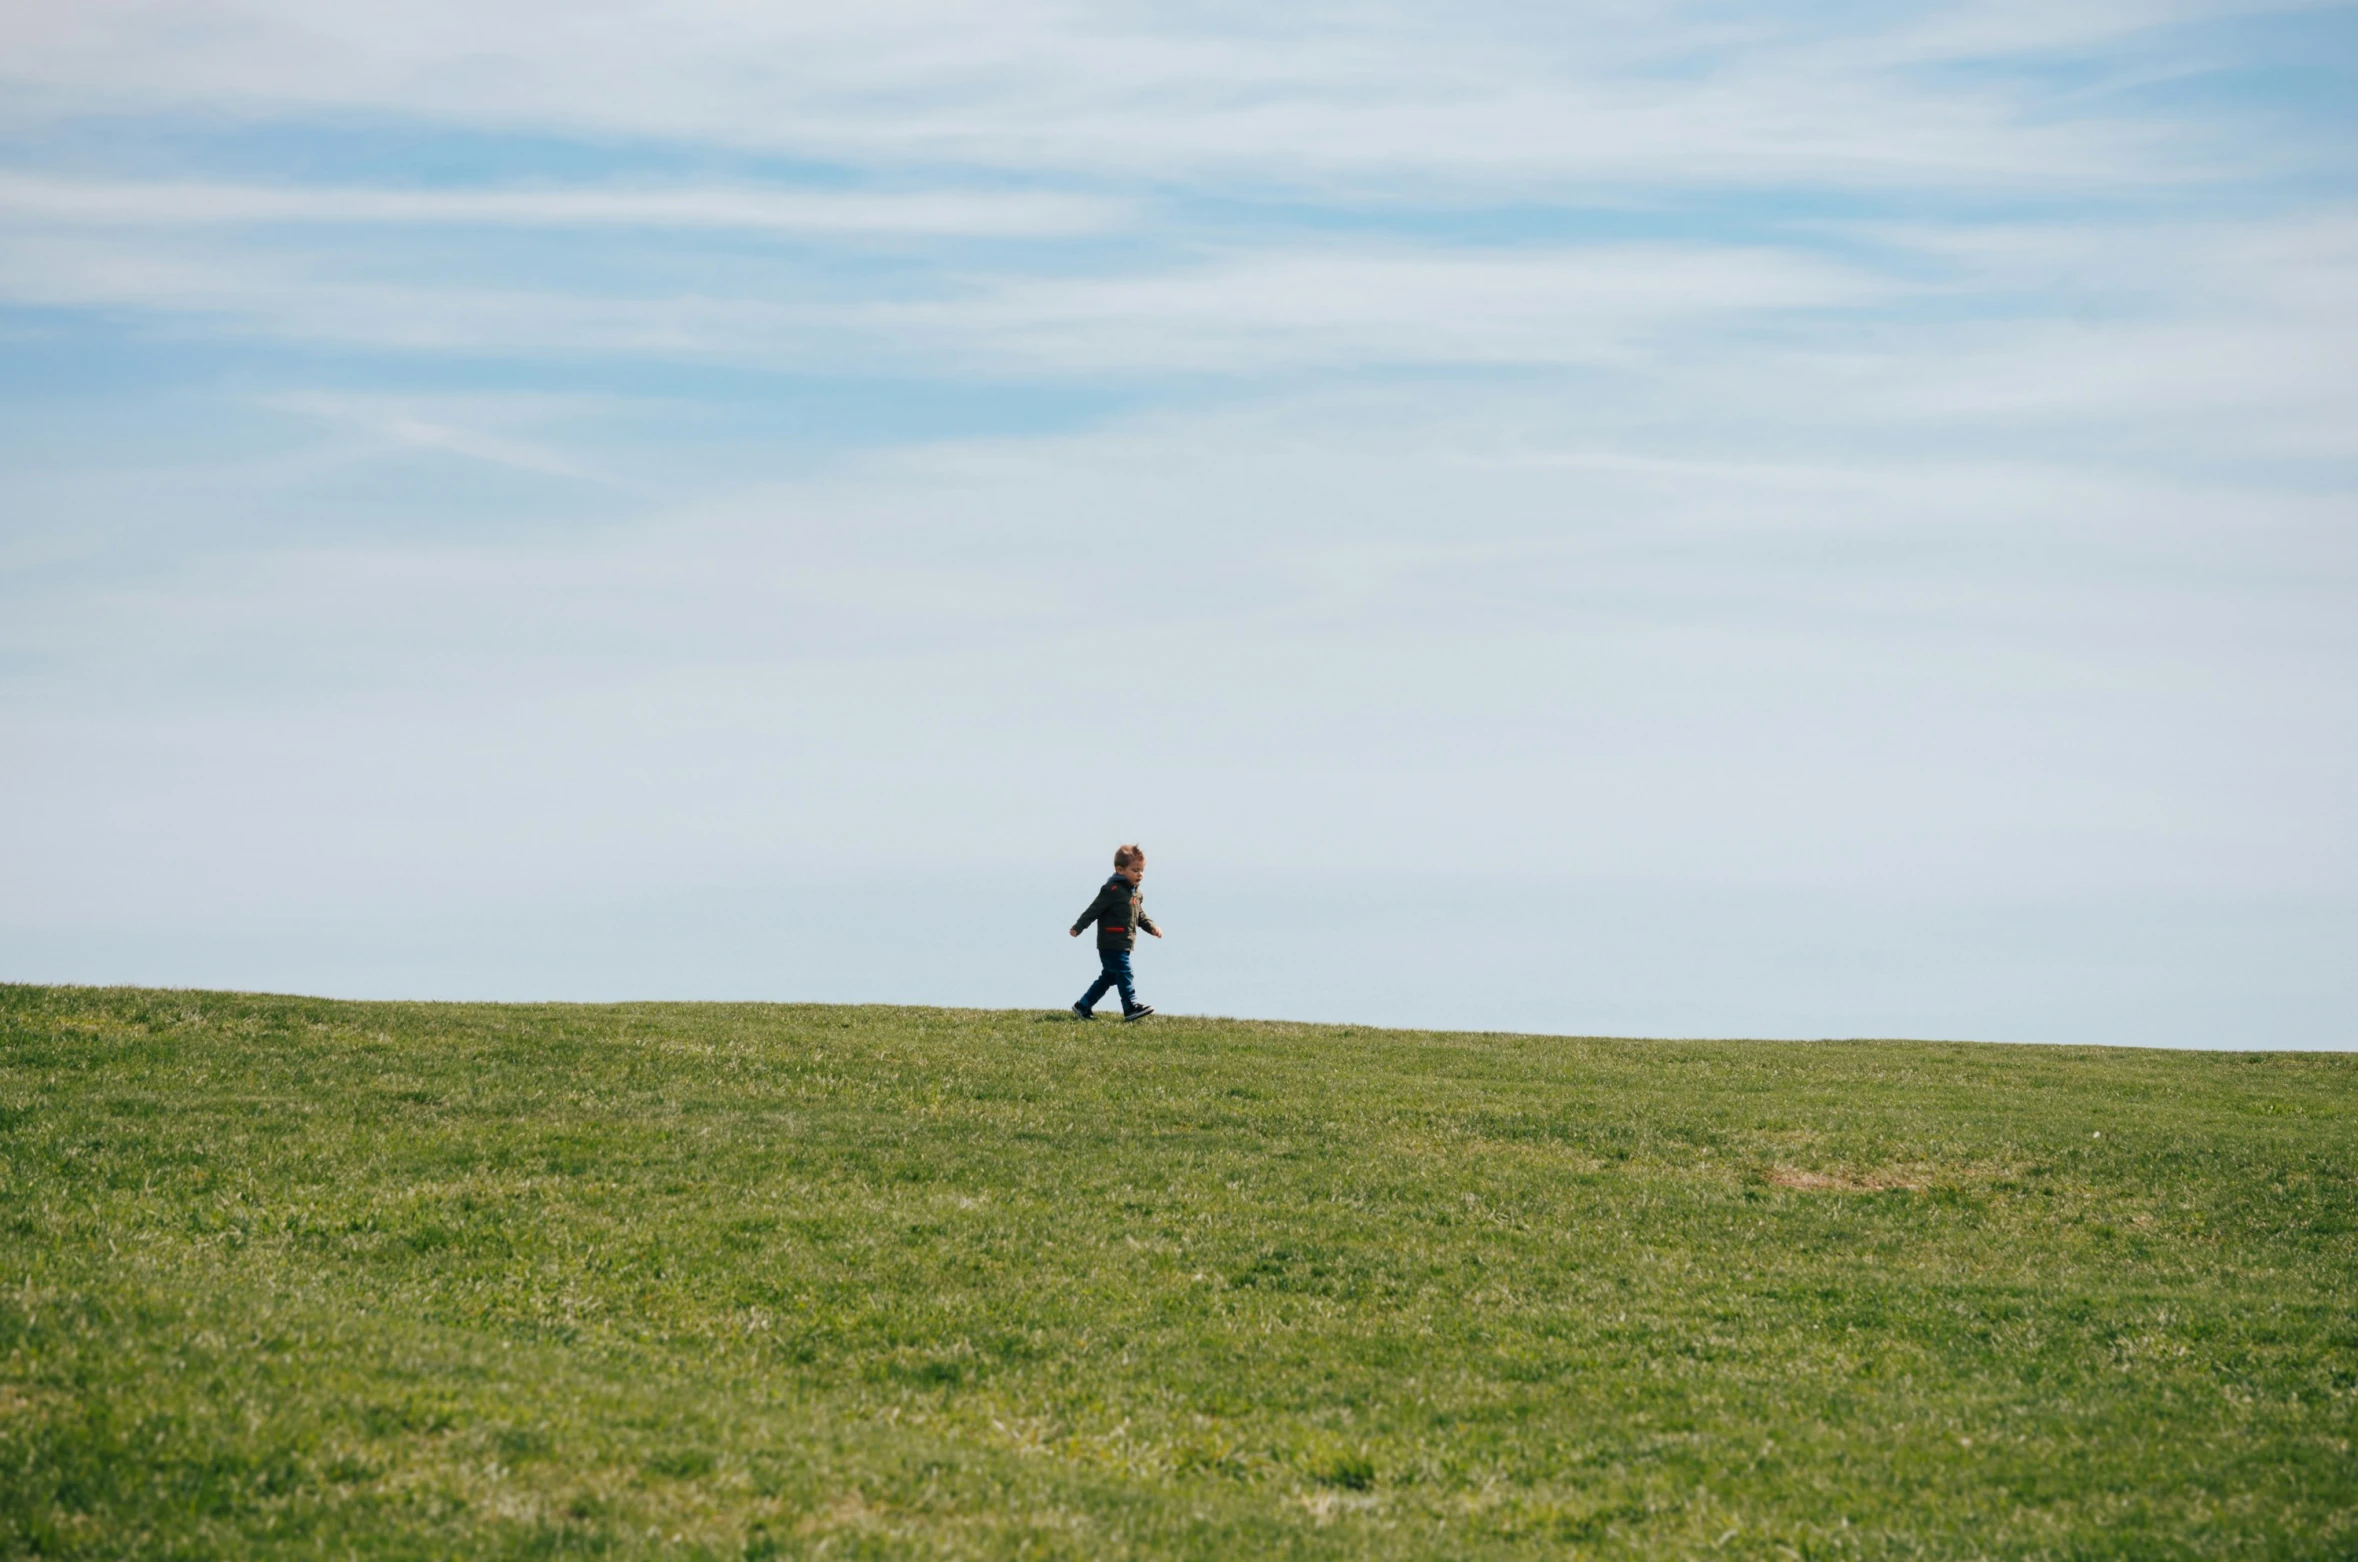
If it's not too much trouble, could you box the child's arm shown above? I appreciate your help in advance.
[1138,911,1162,939]
[1070,884,1115,937]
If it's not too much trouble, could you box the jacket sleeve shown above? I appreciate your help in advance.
[1071,883,1116,935]
[1137,908,1160,936]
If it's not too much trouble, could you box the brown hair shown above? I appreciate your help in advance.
[1113,843,1145,870]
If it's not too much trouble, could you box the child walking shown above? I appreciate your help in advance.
[1070,843,1161,1020]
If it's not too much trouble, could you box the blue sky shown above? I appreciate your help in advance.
[2,1,2353,1044]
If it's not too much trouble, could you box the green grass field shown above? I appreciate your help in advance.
[1,985,2352,1559]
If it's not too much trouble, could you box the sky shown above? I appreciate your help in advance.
[2,1,2353,1046]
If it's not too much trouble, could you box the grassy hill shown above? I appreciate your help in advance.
[1,986,2352,1559]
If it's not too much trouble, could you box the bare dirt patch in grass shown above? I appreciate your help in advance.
[797,1489,889,1537]
[0,1384,59,1420]
[1764,1165,1928,1193]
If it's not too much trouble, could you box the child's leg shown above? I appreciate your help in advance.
[1077,954,1119,1016]
[1107,948,1139,1016]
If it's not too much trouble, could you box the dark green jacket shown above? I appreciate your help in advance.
[1072,874,1158,951]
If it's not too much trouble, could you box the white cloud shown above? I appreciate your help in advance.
[266,392,595,479]
[1807,211,2358,453]
[6,389,2349,929]
[0,223,1886,370]
[0,0,2248,191]
[0,175,1121,236]
[5,206,2347,464]
[881,242,1890,370]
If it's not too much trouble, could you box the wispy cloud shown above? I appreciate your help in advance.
[0,220,1887,366]
[873,244,1891,371]
[0,175,1122,236]
[266,392,597,479]
[4,210,2346,468]
[0,0,2263,190]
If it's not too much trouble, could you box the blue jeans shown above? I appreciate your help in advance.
[1078,946,1138,1016]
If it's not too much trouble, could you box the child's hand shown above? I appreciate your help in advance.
[1148,928,1164,938]
[1069,928,1081,937]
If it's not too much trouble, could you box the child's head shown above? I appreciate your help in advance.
[1113,843,1146,881]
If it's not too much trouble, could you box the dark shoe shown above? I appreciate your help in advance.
[1123,1006,1155,1022]
[1072,1003,1094,1020]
